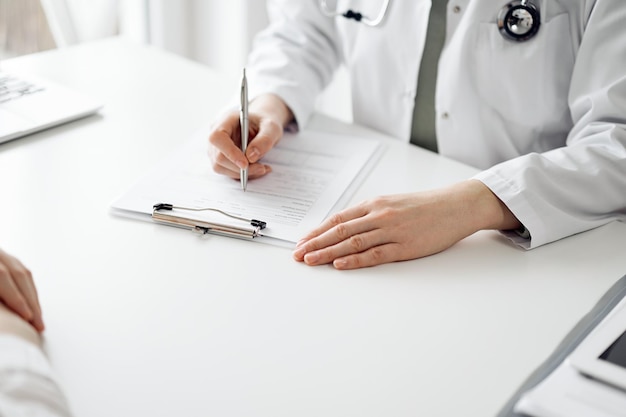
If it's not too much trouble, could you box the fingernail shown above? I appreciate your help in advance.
[293,247,305,260]
[236,159,247,170]
[248,148,260,162]
[304,252,319,264]
[22,306,34,321]
[33,318,45,333]
[334,258,348,269]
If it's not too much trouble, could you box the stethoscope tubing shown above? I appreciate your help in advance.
[319,0,391,27]
[319,0,541,41]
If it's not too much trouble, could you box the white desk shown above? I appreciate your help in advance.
[1,38,626,417]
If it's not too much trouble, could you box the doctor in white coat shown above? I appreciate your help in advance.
[208,0,626,269]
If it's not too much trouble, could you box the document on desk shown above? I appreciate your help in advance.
[111,127,383,246]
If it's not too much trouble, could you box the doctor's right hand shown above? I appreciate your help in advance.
[208,94,294,180]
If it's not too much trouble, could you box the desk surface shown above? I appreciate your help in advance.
[2,38,626,417]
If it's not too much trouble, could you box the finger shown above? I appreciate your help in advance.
[332,244,404,270]
[211,149,246,179]
[245,117,284,163]
[299,227,388,266]
[297,204,371,247]
[11,263,44,332]
[293,212,371,262]
[247,163,273,179]
[208,115,248,171]
[209,129,248,170]
[0,263,33,323]
[293,219,373,262]
[213,160,273,181]
[0,250,44,332]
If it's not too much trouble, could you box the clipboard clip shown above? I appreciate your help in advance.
[152,203,266,239]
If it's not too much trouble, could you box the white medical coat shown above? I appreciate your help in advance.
[246,0,626,249]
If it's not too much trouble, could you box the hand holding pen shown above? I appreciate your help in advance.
[207,87,295,183]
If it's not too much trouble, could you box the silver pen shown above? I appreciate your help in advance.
[240,68,249,191]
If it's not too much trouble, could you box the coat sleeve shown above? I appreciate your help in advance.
[246,0,341,127]
[474,0,626,249]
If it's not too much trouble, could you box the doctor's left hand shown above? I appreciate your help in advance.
[292,180,521,269]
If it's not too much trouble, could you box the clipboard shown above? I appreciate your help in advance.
[151,203,266,240]
[111,125,383,246]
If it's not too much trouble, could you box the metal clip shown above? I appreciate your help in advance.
[152,203,266,239]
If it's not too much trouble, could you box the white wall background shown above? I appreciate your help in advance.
[41,0,351,122]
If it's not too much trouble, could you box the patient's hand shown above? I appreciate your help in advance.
[0,248,44,332]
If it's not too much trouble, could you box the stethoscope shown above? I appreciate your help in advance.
[497,0,541,41]
[319,0,391,27]
[318,0,541,41]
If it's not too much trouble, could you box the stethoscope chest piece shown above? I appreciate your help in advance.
[498,0,540,41]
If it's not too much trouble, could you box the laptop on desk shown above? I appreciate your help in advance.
[0,71,102,144]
